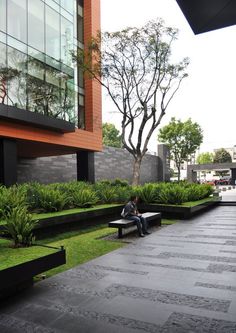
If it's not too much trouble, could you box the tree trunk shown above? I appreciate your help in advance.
[177,166,181,182]
[132,157,142,186]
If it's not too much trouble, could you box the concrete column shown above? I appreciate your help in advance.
[157,144,170,182]
[0,139,17,187]
[76,151,95,183]
[231,168,236,185]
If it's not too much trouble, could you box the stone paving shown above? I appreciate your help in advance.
[1,206,236,332]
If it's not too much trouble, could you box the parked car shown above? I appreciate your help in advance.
[215,178,231,185]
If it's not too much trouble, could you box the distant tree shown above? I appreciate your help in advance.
[158,118,203,181]
[74,19,189,185]
[196,152,214,164]
[102,123,122,148]
[213,148,232,163]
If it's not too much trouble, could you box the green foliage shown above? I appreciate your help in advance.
[158,184,186,205]
[71,189,98,208]
[95,183,117,204]
[96,179,129,187]
[0,185,27,217]
[75,19,189,185]
[0,181,213,217]
[37,187,70,212]
[23,182,44,211]
[3,206,38,247]
[114,186,132,203]
[158,117,203,180]
[213,148,232,163]
[103,123,122,148]
[196,152,214,164]
[136,183,158,203]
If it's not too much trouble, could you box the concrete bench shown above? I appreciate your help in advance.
[108,212,161,238]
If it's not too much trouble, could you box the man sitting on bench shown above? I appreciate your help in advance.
[122,196,151,237]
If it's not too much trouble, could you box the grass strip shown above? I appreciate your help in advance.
[0,225,124,278]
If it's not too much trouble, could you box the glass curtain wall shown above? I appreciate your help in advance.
[0,0,84,126]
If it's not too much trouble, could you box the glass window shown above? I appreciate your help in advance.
[27,57,45,114]
[61,74,75,122]
[8,0,27,43]
[28,0,45,53]
[7,46,27,109]
[78,68,84,88]
[45,5,60,60]
[61,0,74,14]
[61,17,73,67]
[77,15,84,43]
[0,0,6,33]
[0,42,7,105]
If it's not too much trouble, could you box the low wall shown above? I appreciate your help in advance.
[17,146,161,184]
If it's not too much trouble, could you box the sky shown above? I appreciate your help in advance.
[100,0,236,155]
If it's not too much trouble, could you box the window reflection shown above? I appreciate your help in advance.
[0,42,7,104]
[0,0,83,126]
[0,0,6,33]
[7,46,27,109]
[28,0,44,53]
[61,17,73,66]
[8,0,27,42]
[27,57,45,114]
[45,5,60,60]
[61,0,74,14]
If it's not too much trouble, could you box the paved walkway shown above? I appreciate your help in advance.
[1,206,236,332]
[220,187,236,201]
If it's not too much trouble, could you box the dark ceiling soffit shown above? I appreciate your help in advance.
[176,0,236,34]
[0,104,75,133]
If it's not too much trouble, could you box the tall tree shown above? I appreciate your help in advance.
[196,152,214,164]
[74,19,189,185]
[158,118,203,181]
[102,123,122,148]
[213,148,232,163]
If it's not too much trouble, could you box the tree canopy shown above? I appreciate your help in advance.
[158,117,203,180]
[102,123,122,148]
[74,19,189,185]
[213,148,232,163]
[196,152,214,164]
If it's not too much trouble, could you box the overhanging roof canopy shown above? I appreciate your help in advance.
[176,0,236,34]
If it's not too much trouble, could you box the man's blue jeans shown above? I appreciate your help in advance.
[126,215,148,235]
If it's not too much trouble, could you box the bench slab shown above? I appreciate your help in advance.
[109,212,161,238]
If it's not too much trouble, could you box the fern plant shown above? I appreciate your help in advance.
[72,189,98,207]
[3,206,38,247]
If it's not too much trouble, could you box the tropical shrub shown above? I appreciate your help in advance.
[158,184,186,205]
[95,183,117,203]
[71,189,98,207]
[37,188,69,212]
[137,183,158,203]
[23,182,44,211]
[3,206,38,247]
[114,186,131,203]
[0,185,27,217]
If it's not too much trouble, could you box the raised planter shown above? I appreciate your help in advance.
[0,245,66,300]
[140,198,221,219]
[0,205,124,236]
[35,205,123,230]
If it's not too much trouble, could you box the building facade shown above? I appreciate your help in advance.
[0,0,102,186]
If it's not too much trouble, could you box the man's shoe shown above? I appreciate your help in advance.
[139,233,145,237]
[144,231,151,235]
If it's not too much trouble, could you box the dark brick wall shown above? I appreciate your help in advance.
[17,147,160,184]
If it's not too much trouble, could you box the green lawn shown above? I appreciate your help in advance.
[161,219,178,225]
[0,239,57,271]
[32,204,122,220]
[0,225,124,277]
[148,196,217,207]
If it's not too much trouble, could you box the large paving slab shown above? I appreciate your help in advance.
[1,206,236,332]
